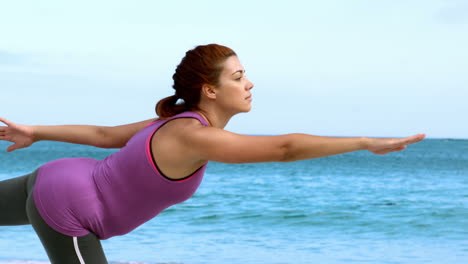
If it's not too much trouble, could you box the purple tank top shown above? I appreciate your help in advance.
[33,111,208,239]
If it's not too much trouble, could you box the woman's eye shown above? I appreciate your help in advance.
[235,77,242,81]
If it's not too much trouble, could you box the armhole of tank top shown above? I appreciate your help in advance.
[143,119,159,129]
[149,116,206,182]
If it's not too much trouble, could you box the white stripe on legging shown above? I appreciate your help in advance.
[73,236,86,264]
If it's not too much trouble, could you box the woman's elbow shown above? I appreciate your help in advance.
[94,127,124,149]
[277,134,297,162]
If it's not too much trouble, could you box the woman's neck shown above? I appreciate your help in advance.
[193,107,233,129]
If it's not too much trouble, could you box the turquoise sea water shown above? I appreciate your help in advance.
[0,138,467,264]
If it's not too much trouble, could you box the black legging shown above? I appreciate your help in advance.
[0,170,108,263]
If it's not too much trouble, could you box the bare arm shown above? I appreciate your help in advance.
[182,126,425,163]
[33,119,157,148]
[0,117,157,151]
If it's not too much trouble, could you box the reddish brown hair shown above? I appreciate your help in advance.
[155,44,237,119]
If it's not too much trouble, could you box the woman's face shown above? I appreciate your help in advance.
[214,56,254,114]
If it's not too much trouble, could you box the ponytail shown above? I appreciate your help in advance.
[155,95,189,119]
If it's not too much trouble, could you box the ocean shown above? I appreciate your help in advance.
[0,138,467,264]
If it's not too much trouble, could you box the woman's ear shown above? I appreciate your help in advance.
[201,84,217,100]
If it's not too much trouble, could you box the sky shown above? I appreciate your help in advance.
[0,0,467,139]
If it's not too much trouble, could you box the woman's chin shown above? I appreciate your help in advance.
[243,105,252,113]
[231,103,253,115]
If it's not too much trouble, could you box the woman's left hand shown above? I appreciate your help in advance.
[0,118,35,152]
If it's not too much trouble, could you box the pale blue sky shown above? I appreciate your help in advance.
[1,0,467,138]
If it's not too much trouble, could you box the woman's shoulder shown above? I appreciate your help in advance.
[159,116,206,136]
[164,111,208,126]
[158,112,208,131]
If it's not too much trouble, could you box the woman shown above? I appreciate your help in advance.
[0,44,425,263]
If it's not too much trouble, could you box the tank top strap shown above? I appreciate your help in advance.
[166,111,209,127]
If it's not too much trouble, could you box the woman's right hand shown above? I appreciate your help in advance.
[365,133,426,155]
[0,118,35,152]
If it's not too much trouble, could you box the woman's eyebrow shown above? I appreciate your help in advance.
[231,69,245,75]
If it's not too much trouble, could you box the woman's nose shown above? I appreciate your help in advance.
[246,78,254,90]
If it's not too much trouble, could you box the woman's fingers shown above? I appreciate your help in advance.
[0,125,11,139]
[402,134,426,145]
[389,134,424,149]
[0,118,14,137]
[391,145,407,152]
[374,145,407,155]
[0,132,10,140]
[369,134,425,155]
[391,134,425,149]
[0,117,12,126]
[6,144,20,152]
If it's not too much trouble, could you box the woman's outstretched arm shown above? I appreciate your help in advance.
[0,117,157,152]
[182,125,426,163]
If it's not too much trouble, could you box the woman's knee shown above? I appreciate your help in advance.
[0,173,32,225]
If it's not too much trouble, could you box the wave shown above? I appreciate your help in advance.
[0,261,188,264]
